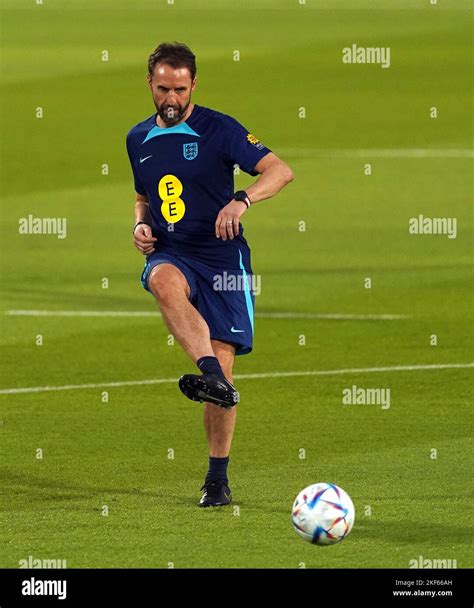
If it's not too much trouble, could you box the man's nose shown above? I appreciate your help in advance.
[166,91,178,105]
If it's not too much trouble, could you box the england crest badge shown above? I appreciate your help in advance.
[183,142,198,160]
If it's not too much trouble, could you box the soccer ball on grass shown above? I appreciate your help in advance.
[291,482,355,545]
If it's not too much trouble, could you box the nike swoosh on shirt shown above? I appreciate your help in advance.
[139,155,153,163]
[230,327,245,333]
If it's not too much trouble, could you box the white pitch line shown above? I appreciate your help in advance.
[0,363,471,396]
[4,310,409,320]
[5,310,160,317]
[278,148,474,159]
[257,312,409,320]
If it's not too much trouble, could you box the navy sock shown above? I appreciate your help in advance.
[196,356,226,380]
[205,456,229,485]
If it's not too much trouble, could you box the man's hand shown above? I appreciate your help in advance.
[133,223,157,255]
[215,200,248,241]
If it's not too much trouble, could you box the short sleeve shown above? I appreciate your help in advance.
[222,116,272,176]
[126,131,147,196]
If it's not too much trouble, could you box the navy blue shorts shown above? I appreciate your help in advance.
[140,251,255,356]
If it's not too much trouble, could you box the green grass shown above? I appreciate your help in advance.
[0,0,472,568]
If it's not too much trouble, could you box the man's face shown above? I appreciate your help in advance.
[147,63,196,126]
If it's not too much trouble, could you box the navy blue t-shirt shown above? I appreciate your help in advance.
[126,104,272,270]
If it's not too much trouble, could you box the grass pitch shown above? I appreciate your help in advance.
[0,0,472,568]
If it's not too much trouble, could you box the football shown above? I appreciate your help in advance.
[291,482,355,545]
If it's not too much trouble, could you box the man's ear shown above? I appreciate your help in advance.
[191,77,197,92]
[146,74,152,88]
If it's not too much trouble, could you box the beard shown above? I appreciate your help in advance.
[156,99,190,126]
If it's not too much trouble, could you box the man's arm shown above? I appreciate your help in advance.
[133,192,157,255]
[245,152,294,204]
[215,152,294,241]
[134,192,152,224]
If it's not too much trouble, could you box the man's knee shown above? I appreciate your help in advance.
[148,264,190,303]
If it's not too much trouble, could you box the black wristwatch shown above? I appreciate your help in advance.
[233,190,251,209]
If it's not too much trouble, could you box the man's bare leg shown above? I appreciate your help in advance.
[148,263,215,363]
[149,265,237,504]
[148,263,238,411]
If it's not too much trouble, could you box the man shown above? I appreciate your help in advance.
[126,42,293,507]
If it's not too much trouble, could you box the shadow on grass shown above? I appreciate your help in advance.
[2,469,168,502]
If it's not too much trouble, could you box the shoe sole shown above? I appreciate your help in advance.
[179,376,239,409]
[199,496,232,508]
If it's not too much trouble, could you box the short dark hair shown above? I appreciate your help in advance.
[148,42,196,81]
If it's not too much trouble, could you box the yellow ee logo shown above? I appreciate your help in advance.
[158,175,185,223]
